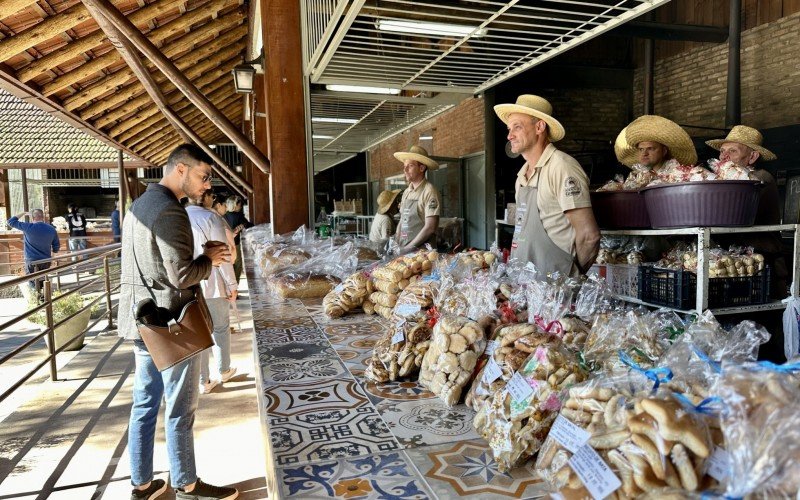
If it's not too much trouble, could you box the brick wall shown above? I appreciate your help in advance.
[633,10,800,132]
[368,96,485,183]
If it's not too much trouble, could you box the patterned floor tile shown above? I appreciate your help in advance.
[262,356,350,385]
[254,313,315,328]
[377,400,479,448]
[353,376,436,406]
[256,339,336,361]
[264,378,400,466]
[329,334,379,352]
[341,350,373,373]
[323,321,387,338]
[278,450,433,499]
[403,440,547,499]
[313,313,378,327]
[256,325,326,344]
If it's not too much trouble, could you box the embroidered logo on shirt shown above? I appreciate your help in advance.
[564,176,581,197]
[427,199,439,210]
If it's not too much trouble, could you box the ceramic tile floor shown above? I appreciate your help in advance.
[245,253,546,499]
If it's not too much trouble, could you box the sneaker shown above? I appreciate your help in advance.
[176,479,238,500]
[220,367,237,383]
[200,380,219,394]
[131,479,168,500]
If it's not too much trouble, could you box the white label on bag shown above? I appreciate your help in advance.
[550,415,592,453]
[395,303,422,317]
[482,356,502,383]
[507,372,534,402]
[333,284,345,293]
[484,339,499,357]
[391,329,405,345]
[569,444,621,500]
[705,446,731,482]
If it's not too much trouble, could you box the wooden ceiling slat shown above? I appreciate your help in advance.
[17,0,179,82]
[65,23,245,112]
[94,53,239,128]
[0,4,92,62]
[42,5,242,95]
[144,101,240,160]
[83,39,243,121]
[0,0,42,20]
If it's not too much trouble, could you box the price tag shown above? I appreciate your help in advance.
[482,356,502,384]
[391,320,405,344]
[549,415,591,453]
[484,339,499,357]
[506,372,534,403]
[568,444,621,500]
[333,284,345,293]
[395,303,422,317]
[704,446,731,482]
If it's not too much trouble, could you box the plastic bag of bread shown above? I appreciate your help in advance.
[526,275,578,327]
[437,250,498,281]
[715,361,800,499]
[537,371,714,499]
[418,315,486,406]
[623,165,656,190]
[267,241,357,299]
[366,249,438,318]
[597,176,625,192]
[573,276,616,322]
[363,314,434,383]
[323,271,374,318]
[474,332,586,472]
[257,243,311,276]
[707,158,758,181]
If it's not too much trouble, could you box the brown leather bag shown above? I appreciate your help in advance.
[133,249,213,371]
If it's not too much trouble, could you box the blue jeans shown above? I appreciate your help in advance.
[199,298,232,384]
[129,340,199,488]
[68,237,87,260]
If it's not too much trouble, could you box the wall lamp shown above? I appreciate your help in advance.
[232,51,265,94]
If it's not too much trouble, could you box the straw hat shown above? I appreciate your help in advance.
[493,94,565,142]
[376,189,401,215]
[625,115,698,166]
[705,125,776,161]
[394,145,439,171]
[614,126,638,167]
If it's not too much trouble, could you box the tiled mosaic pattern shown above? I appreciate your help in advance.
[245,252,545,499]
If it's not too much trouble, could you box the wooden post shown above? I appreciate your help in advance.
[261,0,309,232]
[20,169,30,221]
[44,280,58,381]
[117,150,127,222]
[104,256,114,328]
[251,74,271,224]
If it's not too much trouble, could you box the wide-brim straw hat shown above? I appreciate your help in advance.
[376,189,401,214]
[494,94,565,143]
[614,126,638,167]
[625,115,698,166]
[394,145,439,171]
[705,125,776,161]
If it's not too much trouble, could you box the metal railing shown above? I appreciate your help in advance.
[0,243,121,403]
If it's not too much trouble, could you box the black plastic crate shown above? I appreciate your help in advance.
[637,265,771,310]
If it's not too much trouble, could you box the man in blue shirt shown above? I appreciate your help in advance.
[7,209,60,296]
[111,200,121,243]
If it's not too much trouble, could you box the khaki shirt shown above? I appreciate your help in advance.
[401,179,441,220]
[369,213,395,242]
[515,143,592,255]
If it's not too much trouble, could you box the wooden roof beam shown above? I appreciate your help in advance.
[43,1,242,95]
[66,23,246,112]
[80,0,269,174]
[17,0,179,82]
[0,3,93,62]
[145,101,241,161]
[0,0,42,20]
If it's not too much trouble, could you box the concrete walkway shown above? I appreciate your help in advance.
[0,283,267,499]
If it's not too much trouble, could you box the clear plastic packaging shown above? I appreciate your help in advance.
[364,249,438,318]
[363,314,433,383]
[267,241,358,298]
[323,271,374,318]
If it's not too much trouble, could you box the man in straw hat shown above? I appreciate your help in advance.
[369,189,401,243]
[393,145,442,252]
[706,125,787,300]
[619,115,698,170]
[495,94,600,277]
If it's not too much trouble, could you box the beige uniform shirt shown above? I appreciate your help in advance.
[369,213,395,242]
[397,179,441,247]
[515,143,592,255]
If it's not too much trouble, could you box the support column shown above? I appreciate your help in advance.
[21,169,30,221]
[260,0,309,233]
[251,74,271,224]
[117,150,127,223]
[726,0,742,127]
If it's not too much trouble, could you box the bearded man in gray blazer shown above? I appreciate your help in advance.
[118,144,238,500]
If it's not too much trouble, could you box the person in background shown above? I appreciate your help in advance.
[117,143,237,500]
[66,202,88,257]
[7,209,59,297]
[111,200,121,243]
[369,189,401,244]
[223,196,252,285]
[393,146,442,253]
[212,195,236,262]
[494,94,600,277]
[186,190,238,394]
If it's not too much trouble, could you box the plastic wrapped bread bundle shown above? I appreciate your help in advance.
[363,313,434,383]
[573,275,617,322]
[715,360,800,499]
[536,366,714,499]
[707,158,757,181]
[267,241,357,298]
[258,243,311,276]
[623,165,657,190]
[322,271,374,318]
[436,250,499,281]
[364,248,438,318]
[474,332,587,473]
[242,223,273,252]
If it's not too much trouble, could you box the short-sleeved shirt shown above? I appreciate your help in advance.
[401,179,441,220]
[515,143,592,255]
[369,213,395,242]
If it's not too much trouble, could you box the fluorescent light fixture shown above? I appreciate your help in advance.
[312,117,359,124]
[376,19,486,38]
[419,135,433,140]
[313,134,334,140]
[326,84,401,95]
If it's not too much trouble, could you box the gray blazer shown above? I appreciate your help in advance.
[117,183,212,340]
